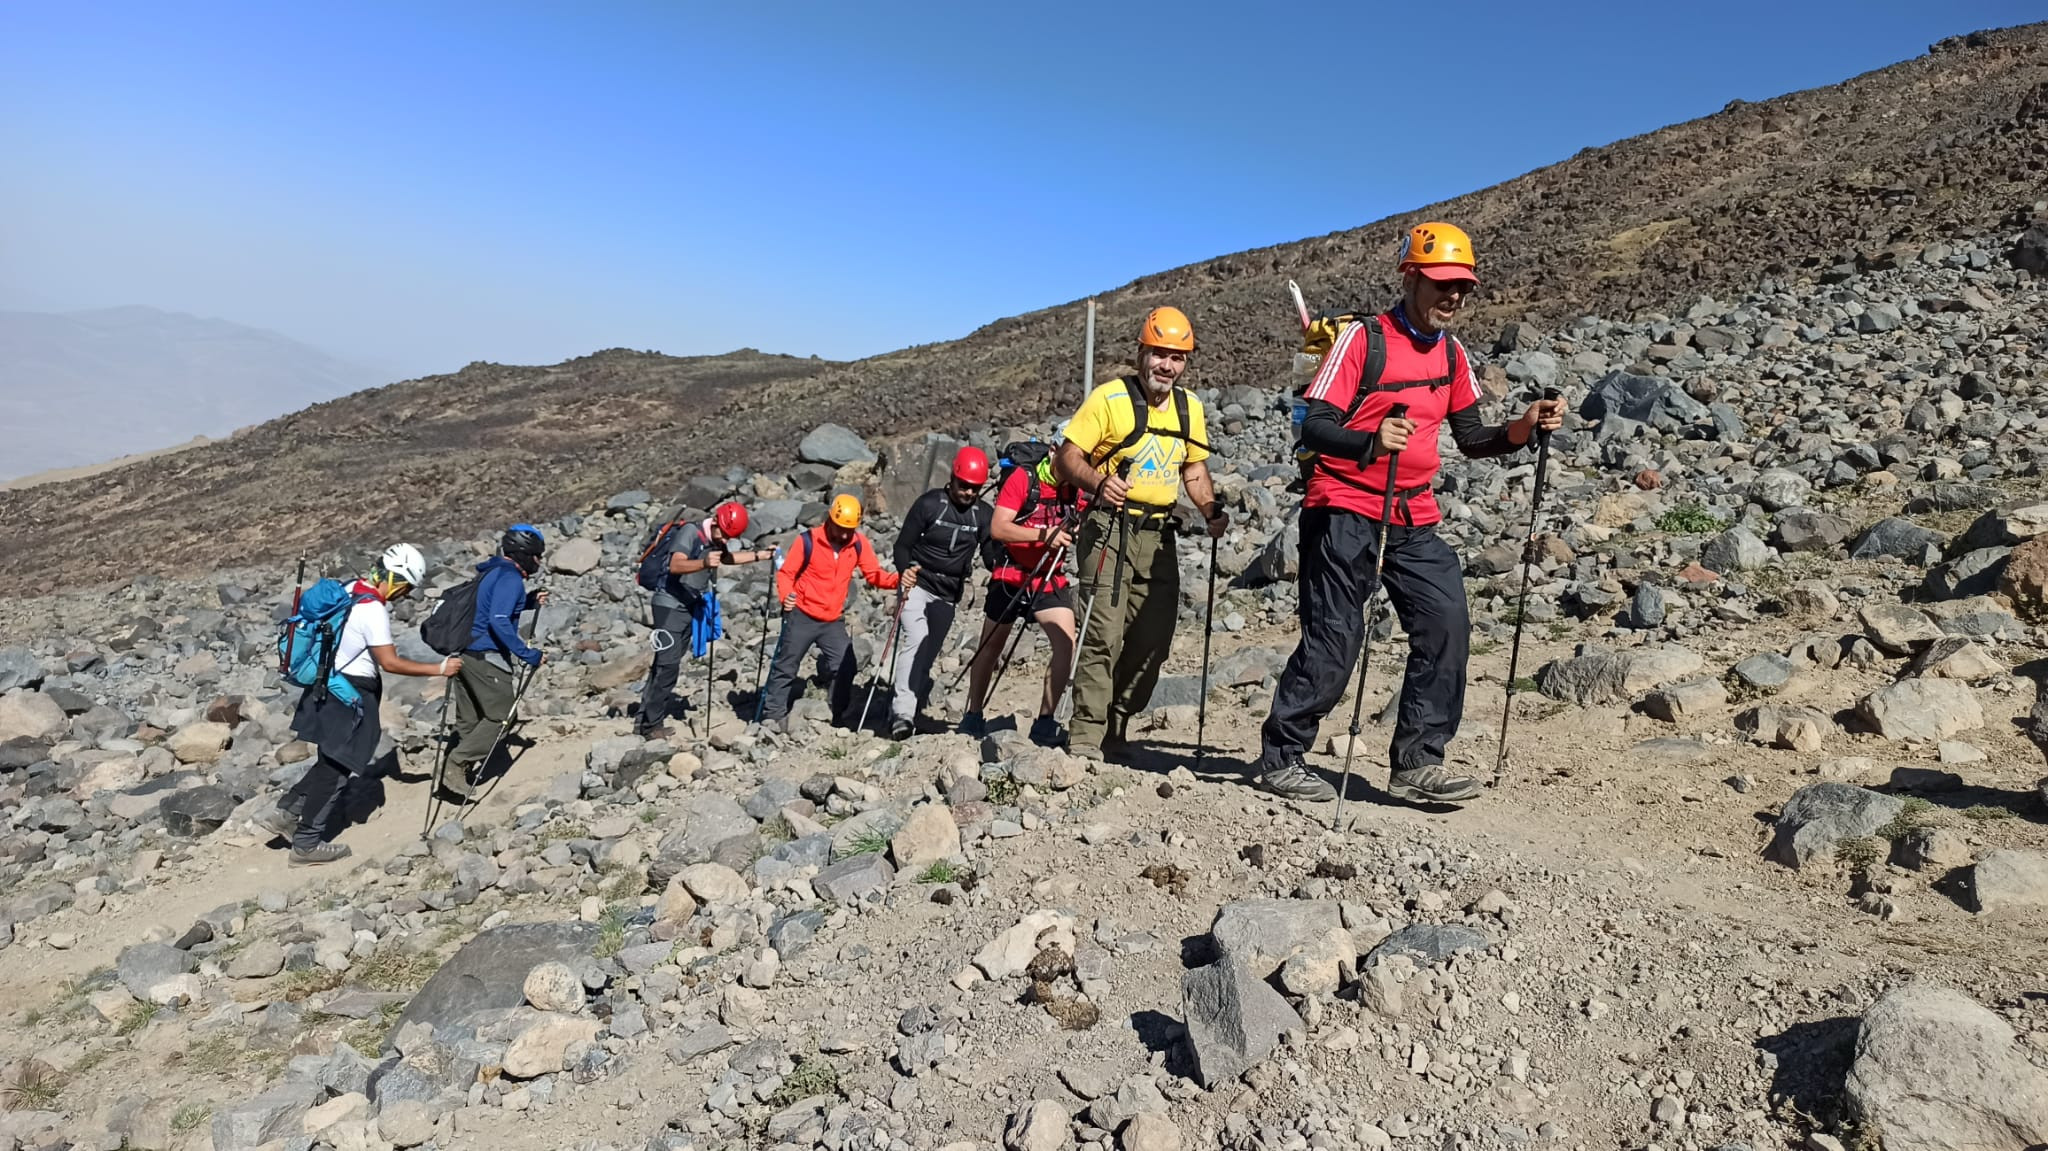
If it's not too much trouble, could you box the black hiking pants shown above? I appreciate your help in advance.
[639,594,694,733]
[1259,508,1470,774]
[760,610,856,725]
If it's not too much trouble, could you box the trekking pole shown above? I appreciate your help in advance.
[453,657,542,824]
[752,592,771,709]
[702,569,718,739]
[982,545,1068,705]
[755,608,791,725]
[1331,402,1409,833]
[1057,472,1125,724]
[1492,387,1563,788]
[292,557,307,613]
[942,507,1082,703]
[856,584,907,733]
[1195,530,1219,772]
[421,681,456,838]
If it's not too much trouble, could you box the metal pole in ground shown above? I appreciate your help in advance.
[1083,299,1096,399]
[453,659,541,825]
[1196,530,1219,771]
[1493,386,1563,788]
[1331,403,1409,833]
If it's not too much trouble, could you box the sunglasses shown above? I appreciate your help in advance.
[951,479,987,493]
[1426,279,1478,297]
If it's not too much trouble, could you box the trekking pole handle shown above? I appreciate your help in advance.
[1287,280,1311,332]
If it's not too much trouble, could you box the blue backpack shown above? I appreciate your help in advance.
[277,579,373,708]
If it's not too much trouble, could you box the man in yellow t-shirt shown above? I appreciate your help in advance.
[1054,305,1229,761]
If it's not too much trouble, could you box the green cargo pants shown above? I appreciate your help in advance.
[1069,511,1178,751]
[449,656,518,772]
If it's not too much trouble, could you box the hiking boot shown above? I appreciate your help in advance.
[1258,754,1336,802]
[255,803,296,841]
[1387,764,1482,805]
[1027,715,1065,748]
[889,717,914,741]
[1072,736,1129,764]
[636,724,674,741]
[441,765,477,800]
[289,842,353,867]
[956,712,986,738]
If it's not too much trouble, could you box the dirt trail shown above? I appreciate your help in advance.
[0,731,592,1012]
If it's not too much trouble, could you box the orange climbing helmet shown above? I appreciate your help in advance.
[828,493,863,529]
[1398,222,1479,283]
[1137,306,1195,352]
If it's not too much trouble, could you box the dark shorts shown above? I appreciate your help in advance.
[984,580,1073,623]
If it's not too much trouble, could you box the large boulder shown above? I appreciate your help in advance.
[167,721,232,765]
[1208,899,1345,978]
[1535,644,1701,705]
[116,942,197,1001]
[389,922,601,1044]
[797,423,876,467]
[212,1081,323,1151]
[1701,526,1769,574]
[548,538,603,576]
[1857,680,1983,742]
[160,785,237,837]
[1580,371,1709,431]
[1845,983,2048,1151]
[1181,953,1305,1089]
[0,647,43,693]
[1849,517,1944,563]
[0,690,66,743]
[1966,850,2048,914]
[1767,783,1903,868]
[2001,536,2048,617]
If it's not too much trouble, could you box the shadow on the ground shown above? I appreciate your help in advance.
[1129,1009,1197,1081]
[1755,1014,1859,1128]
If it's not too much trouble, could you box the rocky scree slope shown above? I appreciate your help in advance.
[1,23,2044,593]
[3,230,2048,1151]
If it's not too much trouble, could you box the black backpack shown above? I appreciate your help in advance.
[636,519,705,592]
[980,441,1054,569]
[420,575,483,656]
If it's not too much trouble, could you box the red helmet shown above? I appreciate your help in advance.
[714,502,749,538]
[951,446,989,486]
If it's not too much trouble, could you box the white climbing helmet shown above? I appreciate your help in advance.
[378,543,426,588]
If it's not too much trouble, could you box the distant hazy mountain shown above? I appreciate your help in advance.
[0,305,385,480]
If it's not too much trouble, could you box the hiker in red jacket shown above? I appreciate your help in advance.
[1256,222,1564,807]
[758,495,917,732]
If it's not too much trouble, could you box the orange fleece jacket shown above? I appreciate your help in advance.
[777,526,899,621]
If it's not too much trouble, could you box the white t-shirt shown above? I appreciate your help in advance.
[332,584,393,679]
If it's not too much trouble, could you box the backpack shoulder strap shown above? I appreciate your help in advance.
[1171,386,1211,453]
[1342,316,1388,424]
[789,532,815,581]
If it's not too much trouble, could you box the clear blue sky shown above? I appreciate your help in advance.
[1,1,2037,381]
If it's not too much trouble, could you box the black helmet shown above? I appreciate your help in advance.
[501,524,545,568]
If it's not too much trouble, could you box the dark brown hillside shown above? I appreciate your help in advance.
[2,23,2043,593]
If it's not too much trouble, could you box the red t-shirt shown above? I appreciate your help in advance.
[993,468,1075,591]
[1302,312,1481,525]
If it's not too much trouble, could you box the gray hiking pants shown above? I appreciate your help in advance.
[890,585,956,724]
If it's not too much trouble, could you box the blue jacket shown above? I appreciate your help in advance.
[468,557,542,666]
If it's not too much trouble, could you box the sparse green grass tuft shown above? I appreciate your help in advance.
[353,948,442,993]
[821,743,850,761]
[1835,836,1884,872]
[757,815,793,846]
[984,775,1020,806]
[116,1001,158,1036]
[171,1103,212,1133]
[1960,804,2015,821]
[1509,677,1539,694]
[601,868,647,902]
[1875,796,1936,842]
[916,860,961,885]
[767,1056,841,1107]
[175,1035,244,1079]
[1,1060,65,1111]
[541,821,591,843]
[282,967,346,1001]
[878,742,903,760]
[595,903,630,959]
[1655,503,1724,534]
[639,807,659,824]
[843,828,890,857]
